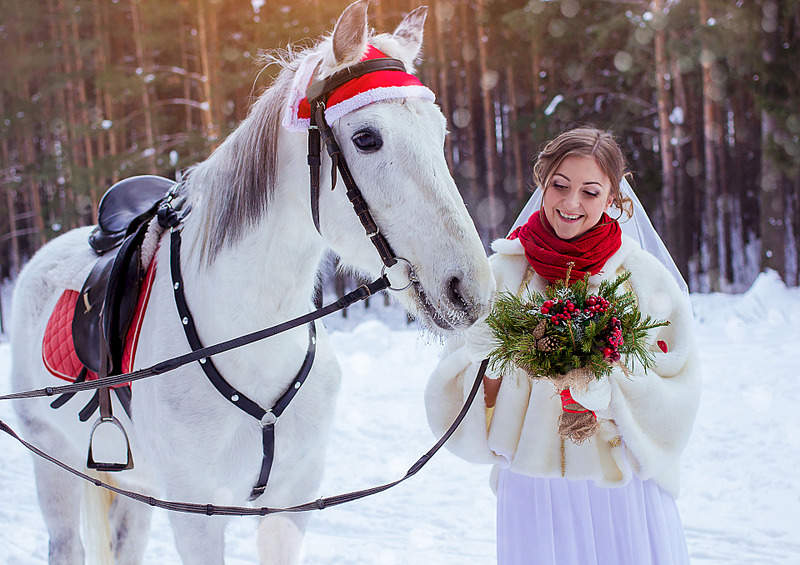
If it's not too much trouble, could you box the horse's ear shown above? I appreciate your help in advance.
[332,0,369,66]
[392,6,428,61]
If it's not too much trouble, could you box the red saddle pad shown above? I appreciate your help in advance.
[42,257,158,387]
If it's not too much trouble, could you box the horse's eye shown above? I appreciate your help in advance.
[352,129,382,152]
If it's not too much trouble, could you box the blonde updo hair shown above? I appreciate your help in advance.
[533,127,633,218]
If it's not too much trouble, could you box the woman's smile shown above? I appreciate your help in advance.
[556,210,583,222]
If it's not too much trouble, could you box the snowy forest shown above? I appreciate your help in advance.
[1,0,799,293]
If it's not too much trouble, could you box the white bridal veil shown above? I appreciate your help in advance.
[509,178,689,295]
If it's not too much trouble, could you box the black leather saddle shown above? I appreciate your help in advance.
[72,175,175,377]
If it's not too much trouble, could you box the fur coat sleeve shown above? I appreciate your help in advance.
[594,241,702,496]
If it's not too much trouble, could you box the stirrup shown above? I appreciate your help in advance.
[87,416,134,472]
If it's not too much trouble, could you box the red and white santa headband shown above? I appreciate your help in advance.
[282,45,436,132]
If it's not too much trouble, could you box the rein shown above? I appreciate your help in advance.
[0,271,389,402]
[0,360,486,517]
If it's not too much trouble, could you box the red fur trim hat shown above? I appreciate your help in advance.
[282,45,435,132]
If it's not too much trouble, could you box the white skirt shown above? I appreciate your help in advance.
[496,469,690,565]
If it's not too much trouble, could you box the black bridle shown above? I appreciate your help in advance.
[0,55,487,517]
[306,57,409,272]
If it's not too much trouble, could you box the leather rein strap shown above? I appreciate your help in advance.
[307,57,407,268]
[170,228,317,501]
[0,274,389,402]
[0,360,487,517]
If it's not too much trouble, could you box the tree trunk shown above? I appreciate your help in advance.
[652,0,677,260]
[130,0,158,173]
[788,174,800,285]
[759,1,787,278]
[92,3,106,191]
[729,86,750,289]
[457,0,480,208]
[70,3,98,221]
[699,0,720,291]
[504,58,524,201]
[4,188,20,276]
[197,0,220,144]
[179,0,193,134]
[312,0,323,30]
[207,0,222,135]
[45,0,74,227]
[528,35,543,188]
[374,0,384,29]
[668,49,690,281]
[56,0,80,223]
[475,0,498,239]
[0,93,21,276]
[433,1,453,170]
[531,39,543,110]
[760,112,786,276]
[12,1,46,248]
[99,0,120,183]
[715,99,732,287]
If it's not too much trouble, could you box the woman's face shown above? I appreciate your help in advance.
[541,155,614,240]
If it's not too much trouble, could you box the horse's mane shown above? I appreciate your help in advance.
[184,30,414,265]
[183,43,315,265]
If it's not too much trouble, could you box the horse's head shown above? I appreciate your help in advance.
[308,1,494,331]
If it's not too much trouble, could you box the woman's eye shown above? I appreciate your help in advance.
[352,129,383,152]
[553,183,568,190]
[584,191,599,197]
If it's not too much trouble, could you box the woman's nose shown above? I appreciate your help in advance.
[564,188,581,209]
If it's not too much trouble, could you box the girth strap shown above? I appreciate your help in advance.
[169,228,317,500]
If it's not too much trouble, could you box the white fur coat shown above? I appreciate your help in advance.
[425,235,702,498]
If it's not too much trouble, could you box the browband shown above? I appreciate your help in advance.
[306,58,408,106]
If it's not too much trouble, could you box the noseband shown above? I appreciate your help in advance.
[305,56,411,280]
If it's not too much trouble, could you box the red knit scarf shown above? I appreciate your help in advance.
[508,211,622,284]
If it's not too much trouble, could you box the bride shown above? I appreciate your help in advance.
[426,127,701,565]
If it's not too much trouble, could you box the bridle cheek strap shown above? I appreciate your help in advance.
[307,112,322,234]
[306,58,411,269]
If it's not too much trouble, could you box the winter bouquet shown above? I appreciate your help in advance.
[485,265,669,443]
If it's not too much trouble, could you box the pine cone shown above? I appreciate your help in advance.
[536,336,558,352]
[532,319,547,339]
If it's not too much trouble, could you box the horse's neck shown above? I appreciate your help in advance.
[179,164,323,341]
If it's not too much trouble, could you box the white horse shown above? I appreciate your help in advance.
[8,2,493,564]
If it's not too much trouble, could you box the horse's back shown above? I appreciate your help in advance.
[10,226,97,391]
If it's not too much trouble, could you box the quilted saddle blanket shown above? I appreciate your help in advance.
[42,258,158,387]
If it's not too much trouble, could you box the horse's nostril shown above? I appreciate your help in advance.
[447,276,469,312]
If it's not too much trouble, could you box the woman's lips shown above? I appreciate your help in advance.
[557,209,583,223]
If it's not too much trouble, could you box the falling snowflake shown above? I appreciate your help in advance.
[544,94,564,116]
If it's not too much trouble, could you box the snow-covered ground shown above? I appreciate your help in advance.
[1,271,799,564]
